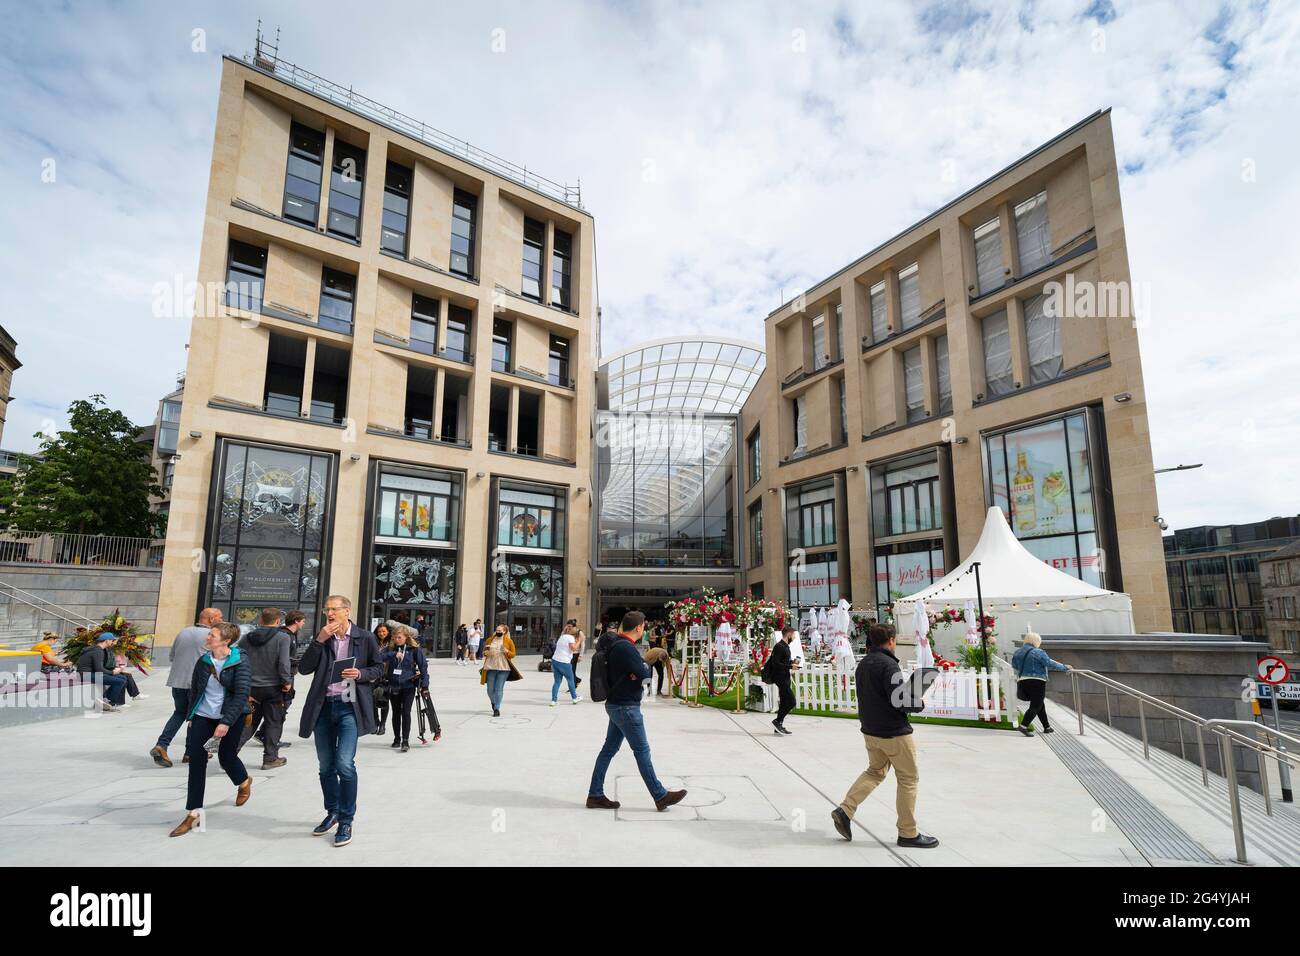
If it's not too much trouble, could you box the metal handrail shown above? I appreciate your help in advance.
[1055,666,1299,864]
[0,580,97,629]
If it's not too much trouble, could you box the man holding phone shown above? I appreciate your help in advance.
[297,594,383,848]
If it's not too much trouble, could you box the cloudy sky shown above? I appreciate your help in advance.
[2,0,1297,530]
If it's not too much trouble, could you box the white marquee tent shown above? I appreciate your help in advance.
[894,507,1134,656]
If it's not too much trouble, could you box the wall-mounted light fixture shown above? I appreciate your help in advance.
[188,429,202,439]
[349,453,362,462]
[476,471,486,479]
[1114,392,1133,403]
[954,437,969,445]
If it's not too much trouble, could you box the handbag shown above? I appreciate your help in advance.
[506,659,523,682]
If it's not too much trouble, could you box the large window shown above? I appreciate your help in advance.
[318,268,355,333]
[834,304,844,362]
[225,240,266,313]
[157,400,182,455]
[792,395,807,457]
[497,481,566,550]
[445,305,471,363]
[375,464,460,543]
[410,294,438,354]
[898,262,921,330]
[205,440,334,634]
[982,309,1013,397]
[788,553,839,610]
[1185,557,1231,610]
[872,452,941,538]
[522,217,545,300]
[488,384,510,451]
[1023,292,1063,385]
[984,410,1103,586]
[869,281,888,343]
[812,312,828,371]
[875,541,946,609]
[492,318,513,373]
[787,478,836,550]
[749,502,764,567]
[326,141,365,240]
[263,333,306,417]
[309,344,350,424]
[935,335,952,415]
[596,414,736,568]
[1015,190,1051,275]
[903,346,924,423]
[746,429,761,486]
[450,190,476,276]
[403,364,436,438]
[381,161,412,255]
[551,228,573,310]
[548,334,570,386]
[283,123,325,225]
[974,217,1003,295]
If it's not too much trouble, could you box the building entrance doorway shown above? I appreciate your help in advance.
[503,608,556,653]
[378,604,454,657]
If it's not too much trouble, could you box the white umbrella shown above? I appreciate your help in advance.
[912,600,935,669]
[830,598,852,641]
[818,607,830,635]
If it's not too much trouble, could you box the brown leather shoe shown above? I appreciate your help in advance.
[235,778,252,807]
[150,745,173,768]
[261,757,287,770]
[655,789,687,812]
[586,795,621,809]
[169,812,200,838]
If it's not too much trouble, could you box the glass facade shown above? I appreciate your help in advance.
[603,339,764,414]
[204,440,334,634]
[788,553,840,610]
[870,449,948,608]
[596,413,735,568]
[984,409,1104,587]
[492,478,567,652]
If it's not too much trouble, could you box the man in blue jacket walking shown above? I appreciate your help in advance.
[586,610,686,812]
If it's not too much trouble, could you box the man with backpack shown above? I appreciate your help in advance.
[238,606,293,769]
[763,625,799,735]
[586,610,686,812]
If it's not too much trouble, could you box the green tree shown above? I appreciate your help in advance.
[0,395,163,538]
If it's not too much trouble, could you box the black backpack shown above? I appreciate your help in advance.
[761,651,775,684]
[589,642,612,702]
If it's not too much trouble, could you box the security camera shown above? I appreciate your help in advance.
[1154,516,1168,531]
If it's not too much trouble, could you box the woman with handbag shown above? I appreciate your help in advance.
[1011,631,1071,737]
[384,625,428,752]
[169,622,253,837]
[479,624,518,717]
[372,622,393,736]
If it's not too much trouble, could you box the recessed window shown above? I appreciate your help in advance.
[838,377,848,442]
[870,281,888,343]
[1023,292,1062,384]
[283,123,325,225]
[488,384,510,451]
[935,335,952,415]
[517,391,541,457]
[310,343,350,424]
[792,395,807,457]
[787,478,836,549]
[812,313,828,371]
[157,400,182,455]
[404,364,437,439]
[225,240,266,313]
[548,334,570,386]
[903,346,924,423]
[749,502,764,567]
[982,309,1013,397]
[551,228,573,310]
[326,141,365,240]
[263,333,307,417]
[898,263,921,330]
[974,218,1002,295]
[1015,190,1051,275]
[440,374,470,444]
[522,217,545,301]
[318,268,355,333]
[746,429,761,486]
[834,304,844,362]
[381,161,412,256]
[492,318,513,373]
[450,189,476,276]
[410,293,438,355]
[444,305,472,363]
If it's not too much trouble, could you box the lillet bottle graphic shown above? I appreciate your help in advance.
[1012,448,1038,533]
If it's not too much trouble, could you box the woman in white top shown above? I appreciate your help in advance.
[550,623,582,705]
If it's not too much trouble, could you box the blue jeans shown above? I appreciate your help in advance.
[101,673,128,706]
[589,703,667,802]
[313,698,359,825]
[485,669,508,711]
[157,687,191,748]
[551,660,577,701]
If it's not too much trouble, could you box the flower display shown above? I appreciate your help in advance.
[61,609,154,673]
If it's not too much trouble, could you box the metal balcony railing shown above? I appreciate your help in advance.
[0,531,161,569]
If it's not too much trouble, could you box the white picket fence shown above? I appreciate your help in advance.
[784,659,1010,724]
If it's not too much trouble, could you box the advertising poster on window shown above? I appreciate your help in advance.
[993,416,1094,540]
[875,548,944,599]
[788,557,839,607]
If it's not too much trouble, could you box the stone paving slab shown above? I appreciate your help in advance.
[0,658,1148,867]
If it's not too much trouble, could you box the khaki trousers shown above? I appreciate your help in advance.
[839,733,919,838]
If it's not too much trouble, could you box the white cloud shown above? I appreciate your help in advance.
[0,0,1294,529]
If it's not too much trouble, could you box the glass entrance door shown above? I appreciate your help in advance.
[505,608,553,653]
[378,605,454,657]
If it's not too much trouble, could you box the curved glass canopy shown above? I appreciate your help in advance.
[599,336,766,414]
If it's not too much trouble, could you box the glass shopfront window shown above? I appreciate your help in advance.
[493,557,564,653]
[984,410,1104,587]
[497,481,565,550]
[874,541,946,610]
[786,478,836,552]
[205,440,334,634]
[788,553,839,611]
[375,466,460,544]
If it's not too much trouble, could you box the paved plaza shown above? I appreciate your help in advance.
[0,656,1280,867]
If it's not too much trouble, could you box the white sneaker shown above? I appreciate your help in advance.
[101,700,116,713]
[572,696,583,704]
[135,694,151,700]
[549,700,557,707]
[117,702,131,709]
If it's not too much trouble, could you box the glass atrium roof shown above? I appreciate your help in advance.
[598,337,766,414]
